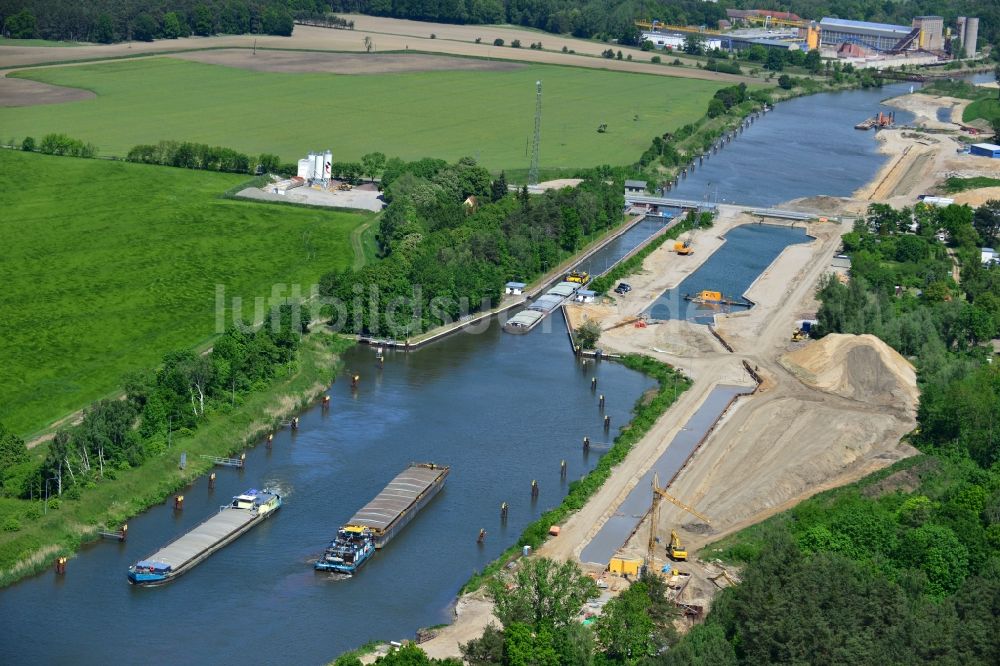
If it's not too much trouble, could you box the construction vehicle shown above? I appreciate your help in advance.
[669,530,687,560]
[674,240,693,255]
[566,271,589,284]
[338,182,353,191]
[792,327,807,341]
[646,473,711,568]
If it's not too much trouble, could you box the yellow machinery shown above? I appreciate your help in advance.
[338,182,353,191]
[566,271,589,284]
[741,15,808,29]
[669,530,687,560]
[647,473,711,567]
[674,240,693,255]
[792,328,806,341]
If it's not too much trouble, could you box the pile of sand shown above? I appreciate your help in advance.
[780,333,918,411]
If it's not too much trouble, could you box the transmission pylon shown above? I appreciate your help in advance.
[528,80,542,185]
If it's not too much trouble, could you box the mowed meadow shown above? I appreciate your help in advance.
[0,150,367,437]
[3,56,723,171]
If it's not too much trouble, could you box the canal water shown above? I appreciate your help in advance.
[573,216,672,277]
[1,82,914,665]
[670,83,914,206]
[0,288,657,663]
[647,224,811,322]
[580,384,753,566]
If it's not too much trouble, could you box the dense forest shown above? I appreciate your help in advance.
[318,156,624,337]
[0,0,312,42]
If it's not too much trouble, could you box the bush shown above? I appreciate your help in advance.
[430,33,436,39]
[651,55,661,64]
[493,38,504,46]
[561,45,568,53]
[511,39,521,48]
[575,320,601,349]
[1,516,20,532]
[21,136,35,152]
[475,37,482,44]
[778,74,794,90]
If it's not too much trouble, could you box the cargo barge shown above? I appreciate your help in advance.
[346,462,449,550]
[503,281,581,334]
[128,488,281,586]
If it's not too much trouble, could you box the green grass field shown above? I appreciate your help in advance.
[0,150,367,437]
[964,96,1000,126]
[2,57,723,172]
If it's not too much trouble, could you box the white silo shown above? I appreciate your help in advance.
[964,17,979,58]
[313,153,324,180]
[297,158,312,179]
[323,150,332,179]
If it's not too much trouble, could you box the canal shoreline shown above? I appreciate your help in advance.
[0,333,351,589]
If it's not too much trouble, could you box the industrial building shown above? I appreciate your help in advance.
[640,31,722,51]
[297,150,332,181]
[956,16,980,57]
[819,17,916,52]
[970,143,1000,159]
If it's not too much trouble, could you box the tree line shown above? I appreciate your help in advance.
[0,0,307,42]
[0,307,306,502]
[318,155,624,337]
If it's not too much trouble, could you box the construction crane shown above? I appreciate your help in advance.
[634,19,725,36]
[646,473,711,567]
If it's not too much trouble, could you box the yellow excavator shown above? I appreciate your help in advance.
[647,473,711,566]
[674,240,693,255]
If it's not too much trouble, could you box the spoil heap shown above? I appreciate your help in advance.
[780,333,918,412]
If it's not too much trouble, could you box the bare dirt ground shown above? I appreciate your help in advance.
[0,18,754,85]
[887,92,970,131]
[953,186,1000,207]
[172,49,523,74]
[238,181,385,211]
[0,76,94,106]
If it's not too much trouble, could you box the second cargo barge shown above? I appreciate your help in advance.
[347,462,449,549]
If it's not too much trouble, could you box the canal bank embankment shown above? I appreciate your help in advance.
[0,332,351,588]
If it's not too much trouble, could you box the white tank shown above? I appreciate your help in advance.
[313,153,324,180]
[964,17,978,58]
[323,150,332,179]
[297,159,312,179]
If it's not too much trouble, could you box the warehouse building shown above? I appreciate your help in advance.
[970,143,1000,159]
[818,16,944,54]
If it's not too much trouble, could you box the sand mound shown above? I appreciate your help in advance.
[780,333,918,410]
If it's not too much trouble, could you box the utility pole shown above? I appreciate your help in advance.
[528,80,542,186]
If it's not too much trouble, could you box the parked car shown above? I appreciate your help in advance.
[614,283,632,295]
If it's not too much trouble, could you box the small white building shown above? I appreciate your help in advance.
[576,289,597,303]
[505,281,527,295]
[981,248,998,265]
[641,31,722,50]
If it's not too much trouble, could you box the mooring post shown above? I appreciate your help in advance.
[291,417,299,431]
[560,460,567,479]
[500,502,508,523]
[174,495,184,511]
[591,377,597,391]
[583,436,590,452]
[531,480,539,499]
[599,394,605,410]
[239,452,246,468]
[322,394,330,408]
[55,557,66,575]
[478,528,487,544]
[120,524,128,542]
[266,433,273,449]
[351,374,360,389]
[604,415,611,431]
[209,472,216,490]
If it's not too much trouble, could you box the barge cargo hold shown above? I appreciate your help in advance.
[348,463,449,549]
[128,489,281,586]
